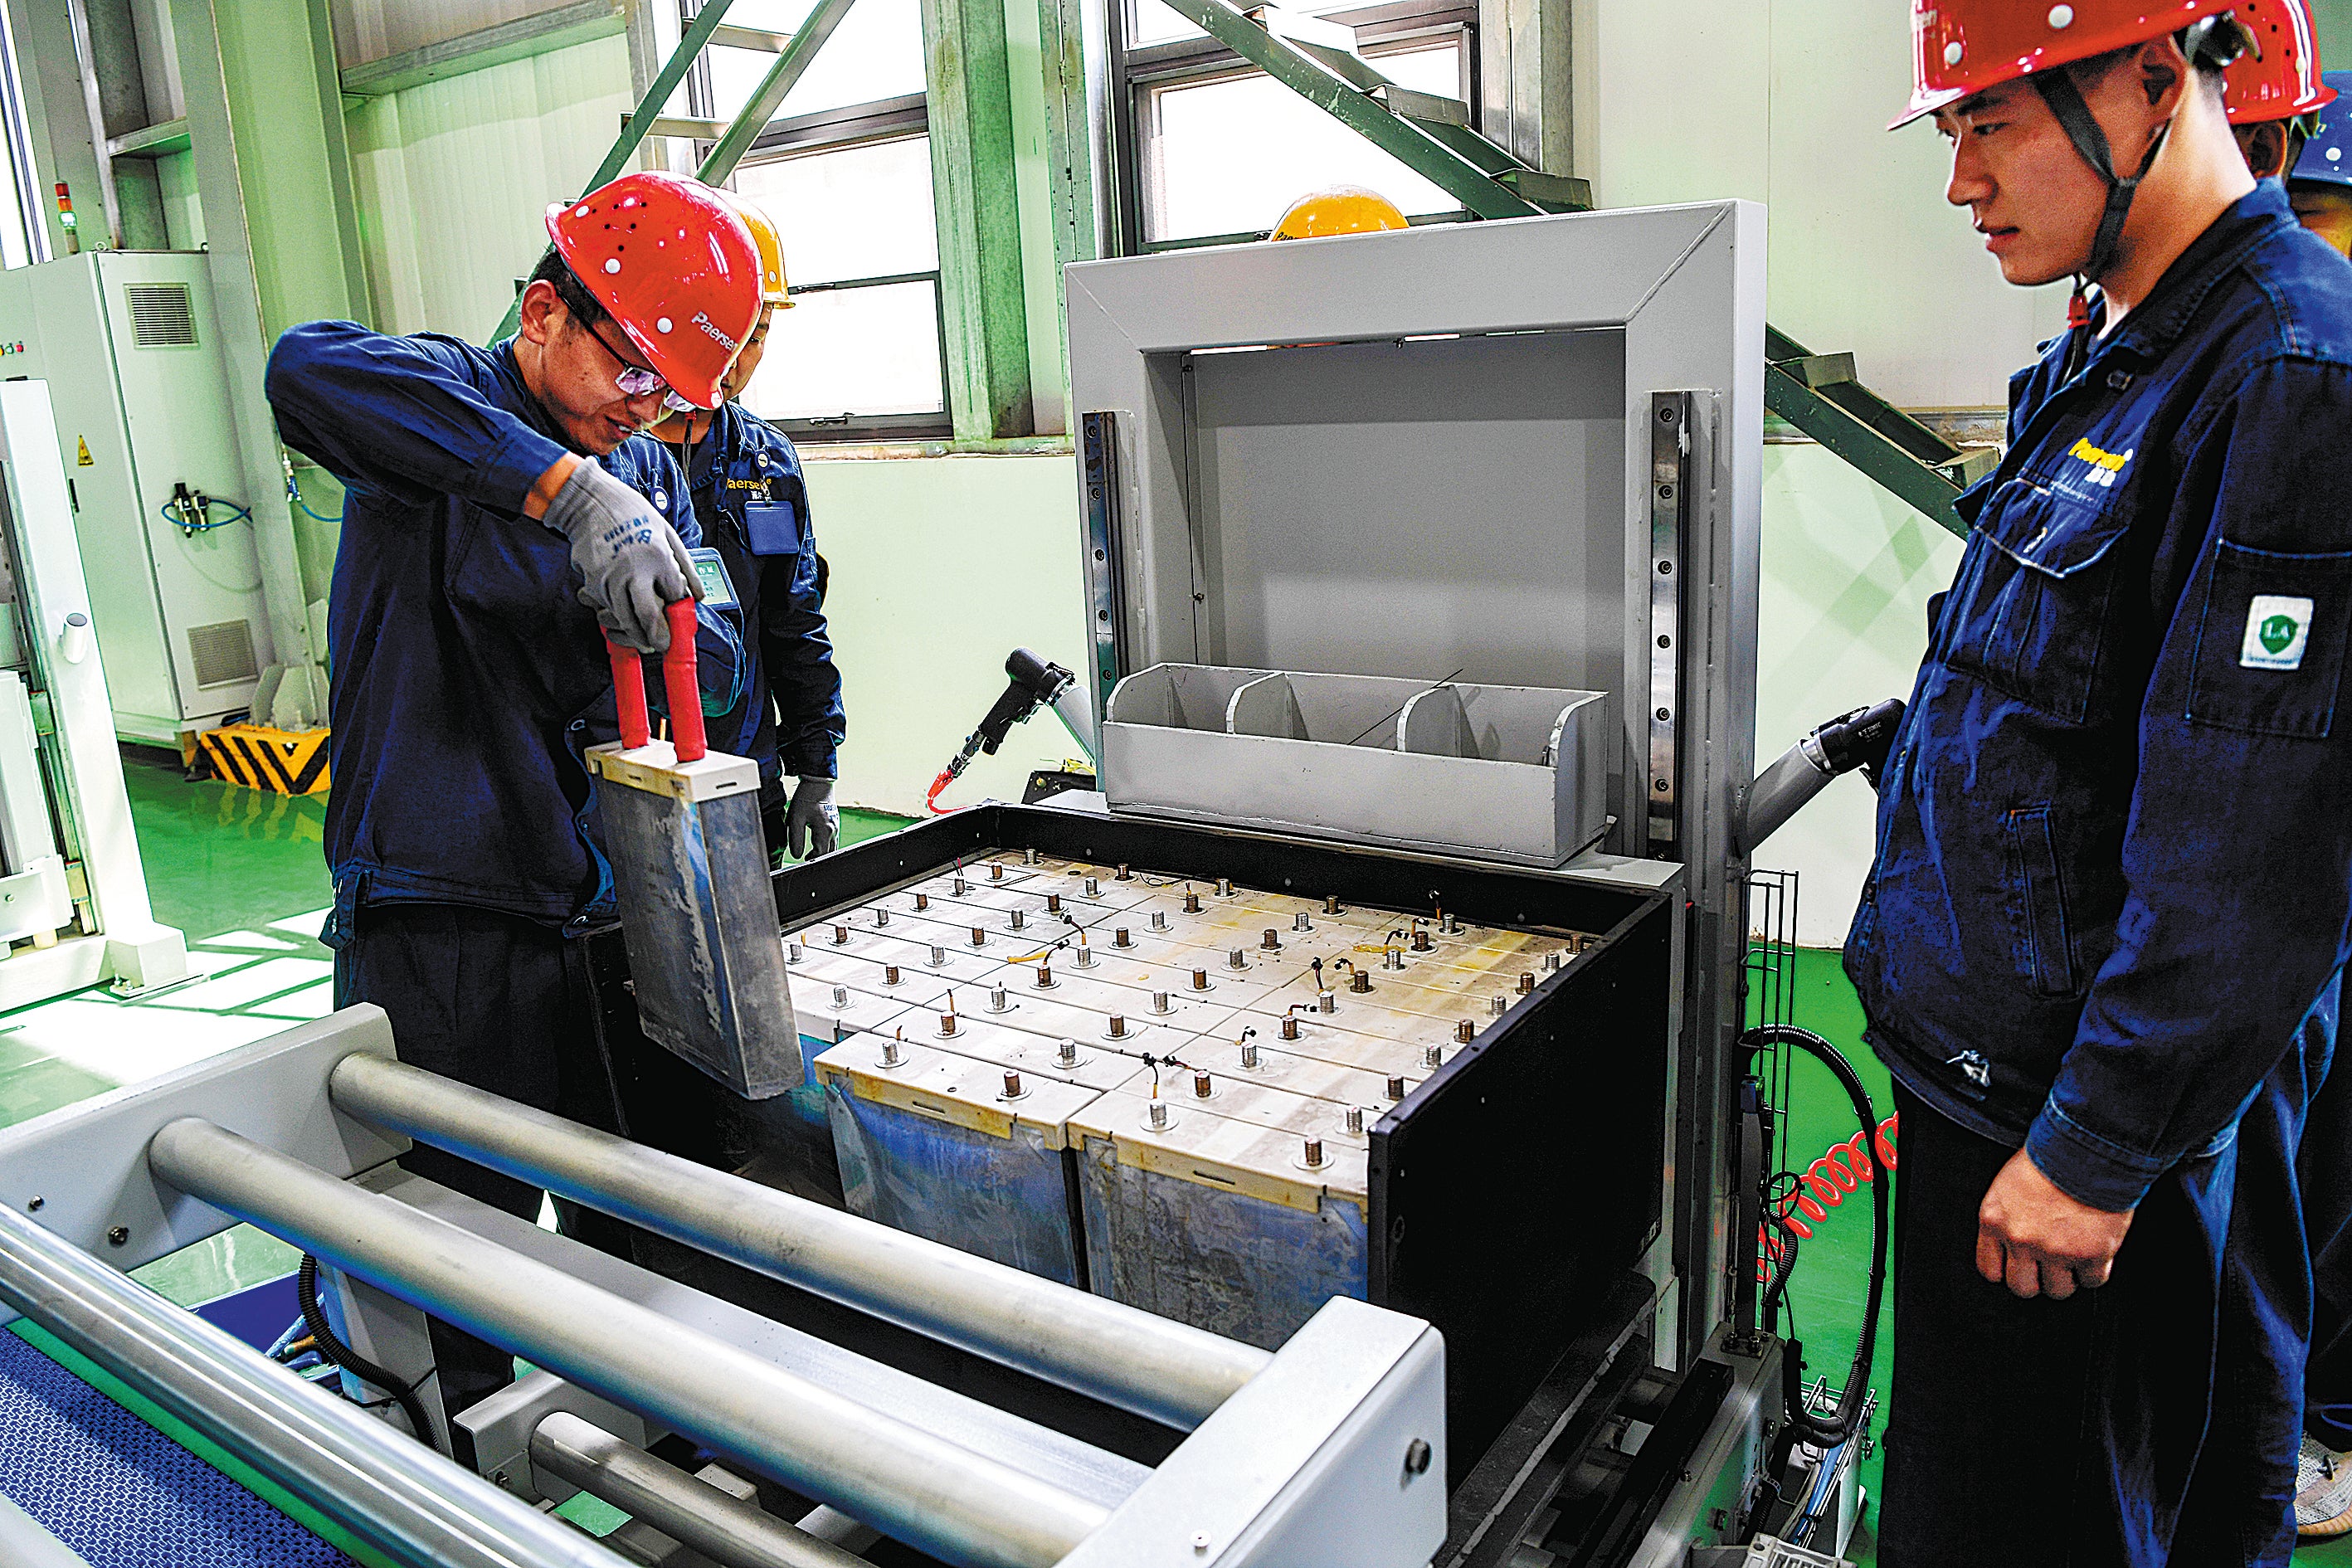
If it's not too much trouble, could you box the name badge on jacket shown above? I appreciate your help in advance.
[742,501,802,558]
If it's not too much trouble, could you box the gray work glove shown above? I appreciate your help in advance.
[542,459,697,653]
[787,777,839,859]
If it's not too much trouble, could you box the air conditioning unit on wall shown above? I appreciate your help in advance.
[0,251,272,747]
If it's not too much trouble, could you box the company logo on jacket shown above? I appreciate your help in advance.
[2067,436,2133,489]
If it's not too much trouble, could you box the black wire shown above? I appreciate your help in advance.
[1760,1220,1799,1333]
[297,1254,436,1448]
[1739,1025,1887,1466]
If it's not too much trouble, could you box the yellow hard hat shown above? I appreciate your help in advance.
[718,187,792,307]
[1269,185,1410,241]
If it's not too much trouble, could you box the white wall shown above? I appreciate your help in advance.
[1577,0,2067,411]
[1754,446,1965,947]
[804,452,1091,816]
[343,36,635,338]
[329,0,566,67]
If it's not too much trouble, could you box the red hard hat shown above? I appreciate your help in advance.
[545,172,761,411]
[2223,0,2331,122]
[1891,0,2242,129]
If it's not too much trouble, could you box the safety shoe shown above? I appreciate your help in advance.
[2300,1434,2352,1537]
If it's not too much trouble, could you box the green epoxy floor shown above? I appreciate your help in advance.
[7,758,2346,1563]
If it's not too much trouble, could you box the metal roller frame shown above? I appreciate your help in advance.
[0,1011,1442,1568]
[145,1115,1109,1568]
[327,1050,1269,1430]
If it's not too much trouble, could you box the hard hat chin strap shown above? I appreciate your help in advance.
[2030,16,2252,368]
[2031,66,2165,307]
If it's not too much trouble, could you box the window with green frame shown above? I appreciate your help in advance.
[684,0,949,440]
[1106,0,1475,252]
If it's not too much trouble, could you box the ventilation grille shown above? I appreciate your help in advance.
[187,619,257,689]
[125,283,197,348]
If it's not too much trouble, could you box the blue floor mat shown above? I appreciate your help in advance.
[0,1330,351,1568]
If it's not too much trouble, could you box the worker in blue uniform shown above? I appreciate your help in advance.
[2277,70,2352,1542]
[1866,6,2352,1562]
[264,172,763,1419]
[649,190,844,864]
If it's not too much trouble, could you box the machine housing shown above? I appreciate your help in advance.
[0,251,272,745]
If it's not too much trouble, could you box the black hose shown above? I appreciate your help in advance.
[1739,1025,1887,1463]
[296,1253,435,1448]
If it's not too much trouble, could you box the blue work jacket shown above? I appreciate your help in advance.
[265,323,744,930]
[665,402,843,782]
[1846,182,2352,1212]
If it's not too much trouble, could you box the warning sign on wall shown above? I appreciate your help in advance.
[74,437,90,466]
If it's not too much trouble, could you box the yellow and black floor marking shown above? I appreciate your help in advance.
[197,723,329,796]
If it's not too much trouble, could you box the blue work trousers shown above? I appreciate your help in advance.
[1879,1049,2319,1567]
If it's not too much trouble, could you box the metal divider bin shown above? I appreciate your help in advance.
[1103,665,1611,867]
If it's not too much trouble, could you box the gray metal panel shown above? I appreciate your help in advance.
[1059,1298,1445,1566]
[0,1007,405,1315]
[1184,330,1629,699]
[1064,203,1741,351]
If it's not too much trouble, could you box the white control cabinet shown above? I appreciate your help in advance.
[0,251,271,744]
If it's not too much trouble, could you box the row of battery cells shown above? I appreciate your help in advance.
[793,851,1599,1349]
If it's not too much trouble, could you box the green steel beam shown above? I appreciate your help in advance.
[489,0,742,343]
[1764,364,1970,539]
[105,119,190,158]
[922,0,1035,438]
[1146,0,1575,220]
[1764,323,1991,536]
[695,0,859,185]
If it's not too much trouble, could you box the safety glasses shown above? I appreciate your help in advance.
[583,321,672,401]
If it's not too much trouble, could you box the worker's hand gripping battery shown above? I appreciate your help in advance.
[604,599,706,761]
